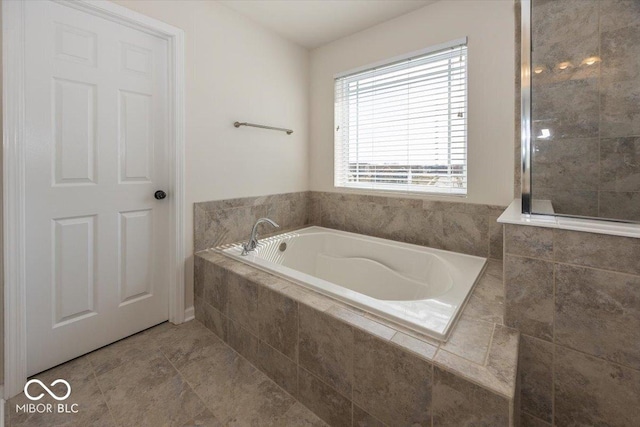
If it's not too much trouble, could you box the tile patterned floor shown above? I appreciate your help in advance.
[5,321,328,427]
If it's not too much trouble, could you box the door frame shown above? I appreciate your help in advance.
[3,0,186,398]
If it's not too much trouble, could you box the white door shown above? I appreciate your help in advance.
[24,0,170,376]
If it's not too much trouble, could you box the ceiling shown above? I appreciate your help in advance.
[219,0,436,49]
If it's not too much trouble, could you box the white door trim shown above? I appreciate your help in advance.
[2,0,186,398]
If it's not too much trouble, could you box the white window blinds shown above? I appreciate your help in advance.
[334,40,468,195]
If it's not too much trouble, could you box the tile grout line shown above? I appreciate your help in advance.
[193,317,314,425]
[521,330,640,374]
[504,251,640,278]
[90,367,121,427]
[431,352,513,400]
[158,350,230,425]
[482,323,497,367]
[430,363,435,427]
[522,410,553,427]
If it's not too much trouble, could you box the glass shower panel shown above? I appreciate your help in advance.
[530,0,640,222]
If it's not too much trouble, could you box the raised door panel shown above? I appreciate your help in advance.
[121,42,152,79]
[118,209,153,305]
[118,90,153,183]
[52,216,97,326]
[54,22,97,67]
[53,78,97,185]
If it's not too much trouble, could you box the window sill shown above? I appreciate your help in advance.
[333,184,468,199]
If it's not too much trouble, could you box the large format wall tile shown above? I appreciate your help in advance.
[194,192,309,251]
[227,272,259,335]
[258,286,298,361]
[504,224,553,260]
[504,255,554,340]
[298,368,351,427]
[553,229,640,276]
[601,78,640,138]
[309,191,505,260]
[519,335,553,423]
[554,346,640,427]
[555,264,640,370]
[196,191,506,260]
[505,223,640,426]
[530,0,640,220]
[600,24,640,85]
[353,330,432,426]
[533,188,598,217]
[432,367,510,427]
[532,138,599,190]
[196,251,517,427]
[599,191,640,221]
[532,78,599,140]
[298,304,354,396]
[226,318,259,365]
[195,297,227,341]
[202,260,228,313]
[256,341,297,397]
[599,0,640,33]
[600,137,640,192]
[532,0,599,81]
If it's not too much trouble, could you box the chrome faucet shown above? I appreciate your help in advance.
[241,218,280,256]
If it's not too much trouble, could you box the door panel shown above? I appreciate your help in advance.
[52,215,97,326]
[119,90,153,183]
[25,0,170,375]
[118,209,153,305]
[53,78,97,185]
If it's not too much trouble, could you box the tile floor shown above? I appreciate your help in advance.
[5,320,327,427]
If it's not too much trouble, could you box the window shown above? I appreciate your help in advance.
[334,39,468,195]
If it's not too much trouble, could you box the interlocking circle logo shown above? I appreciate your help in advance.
[24,379,72,401]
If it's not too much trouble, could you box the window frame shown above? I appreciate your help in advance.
[333,37,469,197]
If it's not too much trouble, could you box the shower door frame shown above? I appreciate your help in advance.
[521,0,640,225]
[520,0,532,215]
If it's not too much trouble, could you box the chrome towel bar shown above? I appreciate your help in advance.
[234,121,293,135]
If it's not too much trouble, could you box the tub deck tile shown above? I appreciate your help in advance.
[195,251,519,426]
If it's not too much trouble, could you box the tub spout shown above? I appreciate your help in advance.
[241,218,280,256]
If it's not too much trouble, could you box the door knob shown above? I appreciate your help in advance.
[154,190,167,200]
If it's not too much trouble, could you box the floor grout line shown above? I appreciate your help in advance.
[91,368,120,427]
[158,350,227,425]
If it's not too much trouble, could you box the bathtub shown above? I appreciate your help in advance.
[220,226,486,341]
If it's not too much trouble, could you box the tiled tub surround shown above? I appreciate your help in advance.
[194,191,310,252]
[194,250,520,426]
[195,191,507,260]
[221,226,487,341]
[504,224,640,426]
[530,0,640,221]
[309,192,506,259]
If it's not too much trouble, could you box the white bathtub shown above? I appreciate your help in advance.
[221,226,486,341]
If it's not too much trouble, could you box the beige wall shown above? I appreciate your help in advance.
[112,0,310,309]
[309,0,516,207]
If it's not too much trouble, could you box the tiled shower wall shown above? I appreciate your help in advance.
[194,191,506,260]
[504,224,640,426]
[531,0,640,221]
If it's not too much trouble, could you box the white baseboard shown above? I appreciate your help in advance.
[184,306,195,322]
